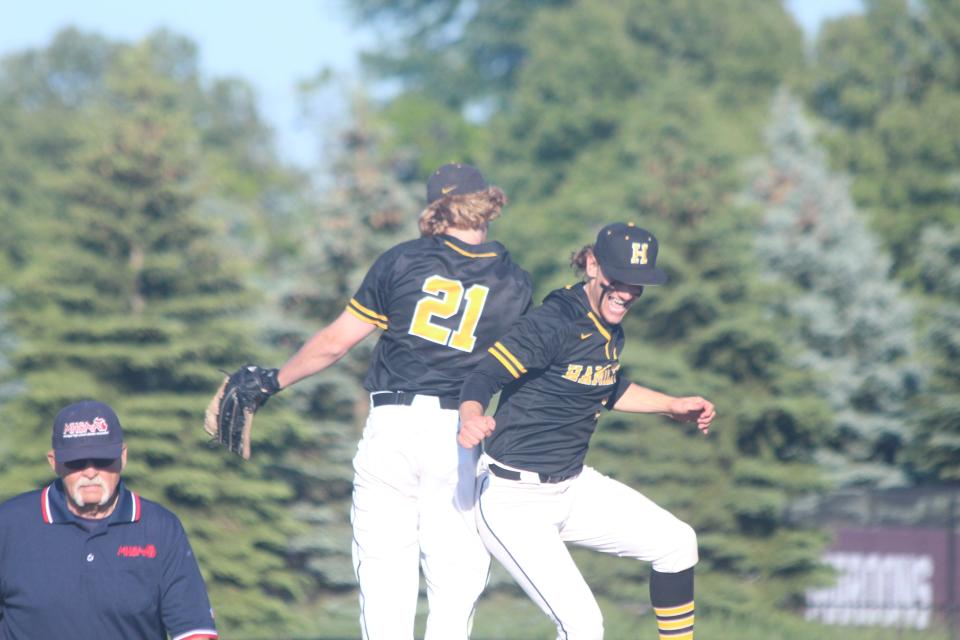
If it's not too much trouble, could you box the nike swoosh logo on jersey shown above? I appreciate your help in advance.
[580,332,593,340]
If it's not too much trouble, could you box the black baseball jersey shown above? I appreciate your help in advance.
[460,285,632,477]
[346,233,532,398]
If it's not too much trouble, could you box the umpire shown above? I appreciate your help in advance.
[459,222,715,640]
[0,400,218,640]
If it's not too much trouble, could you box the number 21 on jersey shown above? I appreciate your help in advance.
[408,275,489,352]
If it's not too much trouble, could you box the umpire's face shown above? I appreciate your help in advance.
[48,446,127,511]
[584,253,644,325]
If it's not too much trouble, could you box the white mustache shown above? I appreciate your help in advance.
[72,476,111,507]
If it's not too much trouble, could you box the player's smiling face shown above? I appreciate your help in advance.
[584,253,644,325]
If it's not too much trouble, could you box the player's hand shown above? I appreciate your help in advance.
[669,396,715,435]
[458,415,496,448]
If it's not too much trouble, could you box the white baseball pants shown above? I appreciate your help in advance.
[351,395,490,640]
[475,457,698,640]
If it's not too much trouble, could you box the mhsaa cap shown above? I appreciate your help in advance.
[51,400,125,463]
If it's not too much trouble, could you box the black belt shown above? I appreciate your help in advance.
[488,463,579,484]
[371,391,459,411]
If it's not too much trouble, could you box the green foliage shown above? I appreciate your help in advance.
[0,32,314,637]
[377,93,489,178]
[484,0,801,290]
[905,224,960,481]
[470,593,947,640]
[747,91,927,487]
[806,0,960,486]
[349,0,569,108]
[807,0,960,276]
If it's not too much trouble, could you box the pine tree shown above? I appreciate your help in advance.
[905,224,960,481]
[0,40,312,637]
[807,0,960,488]
[748,90,927,487]
[807,0,960,278]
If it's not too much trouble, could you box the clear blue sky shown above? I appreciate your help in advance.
[3,0,862,168]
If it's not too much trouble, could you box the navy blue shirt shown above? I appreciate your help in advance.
[0,480,218,640]
[461,285,632,477]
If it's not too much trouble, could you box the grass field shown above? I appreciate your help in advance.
[272,587,952,639]
[468,592,950,640]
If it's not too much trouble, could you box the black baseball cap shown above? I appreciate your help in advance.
[51,400,124,463]
[426,163,488,204]
[593,222,668,286]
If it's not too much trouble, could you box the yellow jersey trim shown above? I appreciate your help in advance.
[349,298,388,322]
[444,240,498,259]
[586,311,613,359]
[492,342,526,374]
[488,346,521,378]
[346,305,387,330]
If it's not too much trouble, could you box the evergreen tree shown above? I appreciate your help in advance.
[0,38,312,637]
[905,224,960,481]
[807,0,960,278]
[350,0,563,108]
[265,98,420,631]
[0,105,31,407]
[345,0,566,176]
[807,0,960,487]
[0,27,309,273]
[748,90,926,488]
[485,0,805,286]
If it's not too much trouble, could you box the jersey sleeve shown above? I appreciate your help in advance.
[460,302,569,408]
[345,249,396,330]
[160,520,218,639]
[604,370,632,410]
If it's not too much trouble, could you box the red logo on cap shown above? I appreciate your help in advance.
[62,416,110,438]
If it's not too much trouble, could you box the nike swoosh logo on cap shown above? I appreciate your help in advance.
[441,185,456,194]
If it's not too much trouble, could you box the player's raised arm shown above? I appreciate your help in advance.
[612,383,715,435]
[277,310,379,389]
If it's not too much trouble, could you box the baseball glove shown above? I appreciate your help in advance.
[204,364,281,459]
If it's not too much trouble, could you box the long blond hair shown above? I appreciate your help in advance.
[418,187,507,236]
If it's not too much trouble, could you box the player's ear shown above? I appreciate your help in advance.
[47,450,57,472]
[585,250,601,280]
[120,445,128,472]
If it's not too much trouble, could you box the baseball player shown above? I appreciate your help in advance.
[225,164,532,639]
[458,222,715,640]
